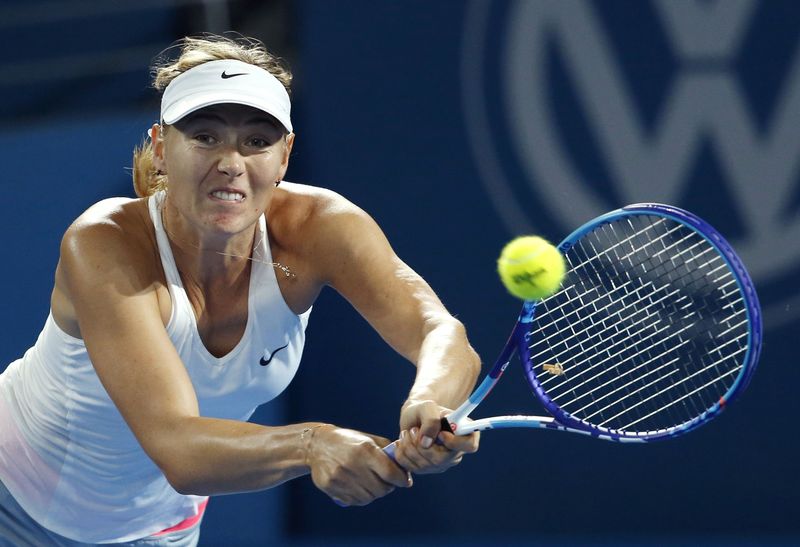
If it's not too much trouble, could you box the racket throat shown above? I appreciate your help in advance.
[450,415,559,434]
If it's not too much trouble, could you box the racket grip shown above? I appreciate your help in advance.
[334,419,452,507]
[383,417,451,460]
[334,442,401,507]
[382,440,399,461]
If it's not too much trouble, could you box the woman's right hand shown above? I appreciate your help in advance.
[305,425,412,506]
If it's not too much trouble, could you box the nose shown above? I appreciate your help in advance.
[217,147,244,178]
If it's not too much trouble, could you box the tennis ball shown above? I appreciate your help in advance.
[497,236,566,301]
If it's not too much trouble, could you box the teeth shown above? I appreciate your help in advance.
[211,190,244,202]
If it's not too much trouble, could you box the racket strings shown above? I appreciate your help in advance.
[527,214,748,435]
[529,220,706,335]
[533,281,685,379]
[533,236,720,389]
[562,223,706,426]
[617,222,740,424]
[618,344,746,430]
[597,219,721,424]
[539,295,694,410]
[576,316,746,427]
[592,219,743,427]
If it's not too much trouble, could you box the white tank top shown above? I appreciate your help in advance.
[0,191,310,543]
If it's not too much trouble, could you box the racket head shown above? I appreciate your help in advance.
[519,203,762,442]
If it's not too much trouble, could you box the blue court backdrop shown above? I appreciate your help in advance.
[1,1,798,545]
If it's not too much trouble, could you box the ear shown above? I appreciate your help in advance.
[277,132,295,179]
[150,123,167,173]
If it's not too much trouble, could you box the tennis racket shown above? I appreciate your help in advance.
[389,203,762,452]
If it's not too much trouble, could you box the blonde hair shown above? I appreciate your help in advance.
[132,35,293,197]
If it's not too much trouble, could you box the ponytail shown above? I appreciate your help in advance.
[132,139,167,197]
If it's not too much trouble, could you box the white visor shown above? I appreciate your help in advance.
[160,59,292,132]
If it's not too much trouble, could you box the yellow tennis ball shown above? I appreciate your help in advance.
[497,236,566,301]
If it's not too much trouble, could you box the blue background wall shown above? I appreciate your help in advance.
[1,1,798,545]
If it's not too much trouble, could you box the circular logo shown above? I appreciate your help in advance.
[462,0,800,329]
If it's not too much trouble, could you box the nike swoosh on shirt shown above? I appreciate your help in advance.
[259,343,289,366]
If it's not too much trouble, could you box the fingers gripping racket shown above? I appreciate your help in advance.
[388,203,761,454]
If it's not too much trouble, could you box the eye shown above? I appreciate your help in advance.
[193,133,217,145]
[246,136,271,149]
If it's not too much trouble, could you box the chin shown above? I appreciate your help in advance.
[207,216,252,234]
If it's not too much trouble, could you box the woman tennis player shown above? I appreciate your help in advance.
[0,35,480,545]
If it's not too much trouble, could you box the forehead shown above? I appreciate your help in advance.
[176,104,282,130]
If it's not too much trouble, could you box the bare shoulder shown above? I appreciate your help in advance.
[268,183,382,250]
[271,182,377,243]
[54,197,162,335]
[66,197,150,236]
[271,181,364,223]
[61,197,157,271]
[269,182,386,283]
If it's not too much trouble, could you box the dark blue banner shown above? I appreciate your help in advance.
[288,0,799,543]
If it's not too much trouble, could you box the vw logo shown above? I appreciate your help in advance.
[462,0,800,329]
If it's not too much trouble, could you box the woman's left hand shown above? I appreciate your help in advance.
[393,399,480,475]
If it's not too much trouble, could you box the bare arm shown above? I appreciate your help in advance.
[58,204,408,504]
[314,194,482,472]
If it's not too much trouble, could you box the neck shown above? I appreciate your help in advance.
[161,198,258,287]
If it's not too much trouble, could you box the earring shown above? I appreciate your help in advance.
[275,180,281,187]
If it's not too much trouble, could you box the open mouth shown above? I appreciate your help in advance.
[209,190,246,203]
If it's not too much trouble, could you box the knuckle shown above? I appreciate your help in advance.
[327,466,350,484]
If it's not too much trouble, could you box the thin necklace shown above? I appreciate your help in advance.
[161,202,297,279]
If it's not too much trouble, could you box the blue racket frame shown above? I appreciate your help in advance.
[446,203,762,442]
